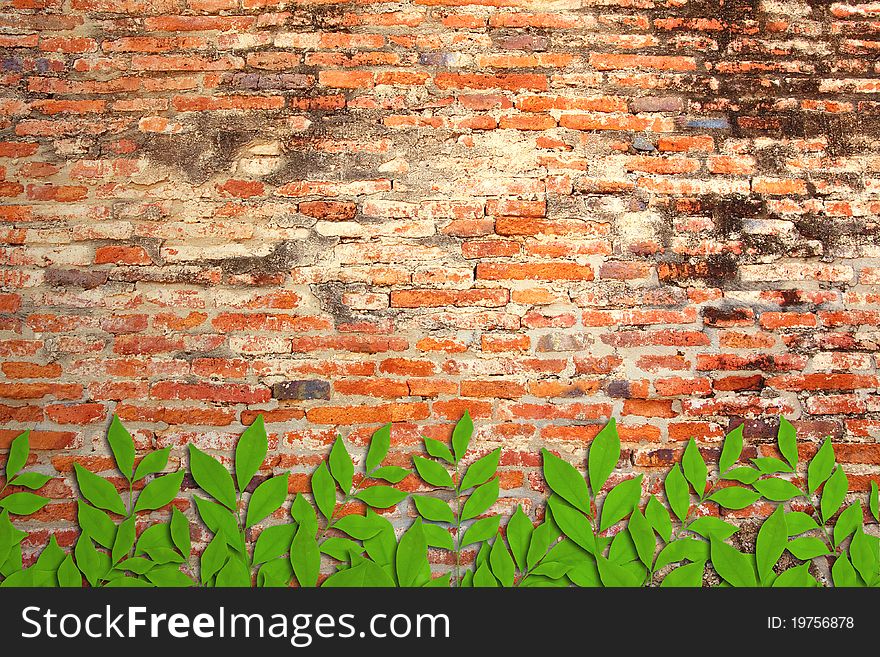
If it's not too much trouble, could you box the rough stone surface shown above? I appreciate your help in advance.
[0,0,879,553]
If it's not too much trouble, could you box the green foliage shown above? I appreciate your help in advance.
[1,410,879,588]
[409,411,503,586]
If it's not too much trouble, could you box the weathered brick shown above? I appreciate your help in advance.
[272,380,331,401]
[1,0,878,542]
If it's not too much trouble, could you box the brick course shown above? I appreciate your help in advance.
[1,0,880,541]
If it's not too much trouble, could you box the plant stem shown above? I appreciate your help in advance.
[453,460,461,587]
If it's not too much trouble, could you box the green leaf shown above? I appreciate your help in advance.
[257,558,293,587]
[506,505,533,571]
[235,414,267,494]
[820,466,848,523]
[145,546,183,564]
[787,537,830,560]
[547,495,595,555]
[785,511,820,536]
[290,525,320,587]
[752,457,794,475]
[451,410,473,462]
[527,517,561,569]
[412,495,454,523]
[608,528,638,564]
[589,418,620,496]
[319,537,362,561]
[596,555,642,587]
[644,495,672,543]
[200,533,228,584]
[756,506,787,583]
[661,561,705,587]
[0,491,49,516]
[116,557,154,575]
[423,437,454,463]
[112,515,136,565]
[461,478,499,520]
[654,538,709,571]
[773,563,818,588]
[719,424,743,472]
[599,475,643,531]
[34,535,65,572]
[777,417,798,469]
[188,445,236,511]
[833,501,862,548]
[628,507,655,569]
[57,555,82,588]
[413,456,453,488]
[753,477,802,502]
[473,563,498,587]
[870,480,879,523]
[170,507,190,558]
[541,448,590,515]
[73,463,126,515]
[105,574,153,587]
[135,522,173,555]
[370,466,408,484]
[323,559,395,587]
[460,448,500,491]
[424,573,452,588]
[245,475,289,528]
[397,519,430,587]
[849,529,878,585]
[214,557,249,587]
[5,431,29,479]
[422,523,454,550]
[146,564,192,587]
[807,438,835,493]
[723,467,761,484]
[710,535,757,587]
[832,552,860,587]
[354,486,407,509]
[529,561,570,579]
[9,472,51,490]
[664,464,690,522]
[489,534,515,586]
[192,496,241,550]
[107,415,135,481]
[460,515,500,547]
[708,486,761,510]
[366,424,391,472]
[329,437,354,495]
[291,493,317,537]
[682,439,708,499]
[333,513,386,541]
[75,533,110,587]
[133,470,184,513]
[253,524,296,564]
[133,448,170,482]
[363,512,397,569]
[311,462,336,520]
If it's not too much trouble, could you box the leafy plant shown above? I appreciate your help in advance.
[409,411,503,586]
[292,422,412,587]
[0,431,52,586]
[71,415,190,587]
[0,409,878,588]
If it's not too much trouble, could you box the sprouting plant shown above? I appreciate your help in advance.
[191,414,289,586]
[71,415,190,587]
[0,431,52,586]
[408,411,502,586]
[0,409,878,588]
[301,422,414,587]
[466,507,568,587]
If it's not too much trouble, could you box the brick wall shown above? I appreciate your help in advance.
[1,0,879,550]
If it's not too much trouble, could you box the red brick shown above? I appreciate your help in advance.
[476,263,594,281]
